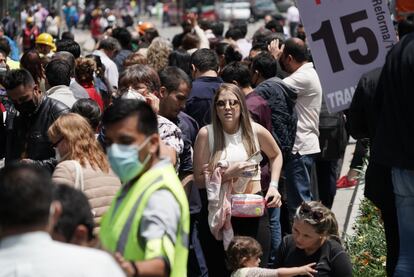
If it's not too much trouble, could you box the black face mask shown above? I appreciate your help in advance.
[15,98,39,117]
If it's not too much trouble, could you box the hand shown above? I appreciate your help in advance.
[299,262,318,276]
[224,161,257,179]
[21,159,34,164]
[114,252,136,277]
[268,39,285,60]
[202,163,211,175]
[187,13,198,28]
[265,186,282,208]
[145,93,160,114]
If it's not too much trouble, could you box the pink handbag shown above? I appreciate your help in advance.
[231,194,266,218]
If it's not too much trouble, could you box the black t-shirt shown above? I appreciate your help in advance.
[275,235,352,277]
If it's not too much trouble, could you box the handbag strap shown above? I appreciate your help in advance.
[72,160,84,191]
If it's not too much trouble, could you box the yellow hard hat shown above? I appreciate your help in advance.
[35,33,56,50]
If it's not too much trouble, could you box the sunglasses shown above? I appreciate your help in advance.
[299,202,324,222]
[52,137,64,148]
[216,99,240,109]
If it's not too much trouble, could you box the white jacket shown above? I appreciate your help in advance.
[46,85,77,108]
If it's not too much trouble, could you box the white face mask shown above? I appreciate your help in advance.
[121,87,146,102]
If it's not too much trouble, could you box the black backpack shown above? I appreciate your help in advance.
[318,99,348,161]
[255,78,298,162]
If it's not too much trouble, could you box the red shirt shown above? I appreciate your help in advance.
[90,17,101,38]
[81,83,104,111]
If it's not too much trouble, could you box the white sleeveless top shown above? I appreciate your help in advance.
[206,123,262,181]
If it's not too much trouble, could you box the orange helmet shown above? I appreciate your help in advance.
[136,22,155,35]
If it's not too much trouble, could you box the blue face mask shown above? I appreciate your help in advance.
[106,137,152,184]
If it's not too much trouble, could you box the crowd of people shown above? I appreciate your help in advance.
[0,1,413,277]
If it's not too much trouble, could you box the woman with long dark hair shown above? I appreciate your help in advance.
[20,50,46,92]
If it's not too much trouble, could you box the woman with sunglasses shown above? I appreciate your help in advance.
[275,201,352,276]
[48,113,121,231]
[193,83,283,274]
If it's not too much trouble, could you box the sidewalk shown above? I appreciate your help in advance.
[331,142,365,239]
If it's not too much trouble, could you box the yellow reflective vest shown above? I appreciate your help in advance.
[100,162,190,277]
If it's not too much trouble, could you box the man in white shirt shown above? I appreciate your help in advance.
[286,5,300,37]
[45,59,77,108]
[232,21,251,59]
[93,37,120,92]
[279,38,322,220]
[0,163,125,277]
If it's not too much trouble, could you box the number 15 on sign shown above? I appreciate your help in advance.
[297,0,396,113]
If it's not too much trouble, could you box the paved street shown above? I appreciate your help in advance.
[332,142,364,238]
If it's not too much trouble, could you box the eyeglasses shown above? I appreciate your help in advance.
[299,202,324,222]
[52,137,64,148]
[216,99,240,109]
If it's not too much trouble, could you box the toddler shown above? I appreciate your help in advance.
[227,236,317,277]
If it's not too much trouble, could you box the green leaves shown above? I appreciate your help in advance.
[345,198,386,276]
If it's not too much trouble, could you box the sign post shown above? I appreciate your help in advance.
[297,0,397,113]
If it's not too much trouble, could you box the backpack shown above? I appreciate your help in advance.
[318,100,348,161]
[255,78,298,162]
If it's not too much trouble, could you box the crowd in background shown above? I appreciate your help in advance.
[0,1,413,277]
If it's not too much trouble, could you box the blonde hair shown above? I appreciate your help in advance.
[146,37,172,72]
[210,83,258,169]
[48,113,109,172]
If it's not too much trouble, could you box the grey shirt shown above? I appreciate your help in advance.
[70,79,90,100]
[138,160,181,247]
[139,189,181,246]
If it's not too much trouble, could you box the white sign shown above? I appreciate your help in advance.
[297,0,397,113]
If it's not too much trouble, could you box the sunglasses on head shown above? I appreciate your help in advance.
[216,99,240,108]
[299,202,324,222]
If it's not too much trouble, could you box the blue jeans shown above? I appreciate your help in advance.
[267,207,281,267]
[285,153,314,221]
[392,167,414,277]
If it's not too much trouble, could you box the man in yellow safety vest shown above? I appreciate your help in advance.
[99,99,190,277]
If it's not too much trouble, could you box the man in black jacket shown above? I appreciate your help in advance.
[249,53,298,267]
[370,32,414,276]
[348,66,398,277]
[251,52,298,161]
[0,69,69,172]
